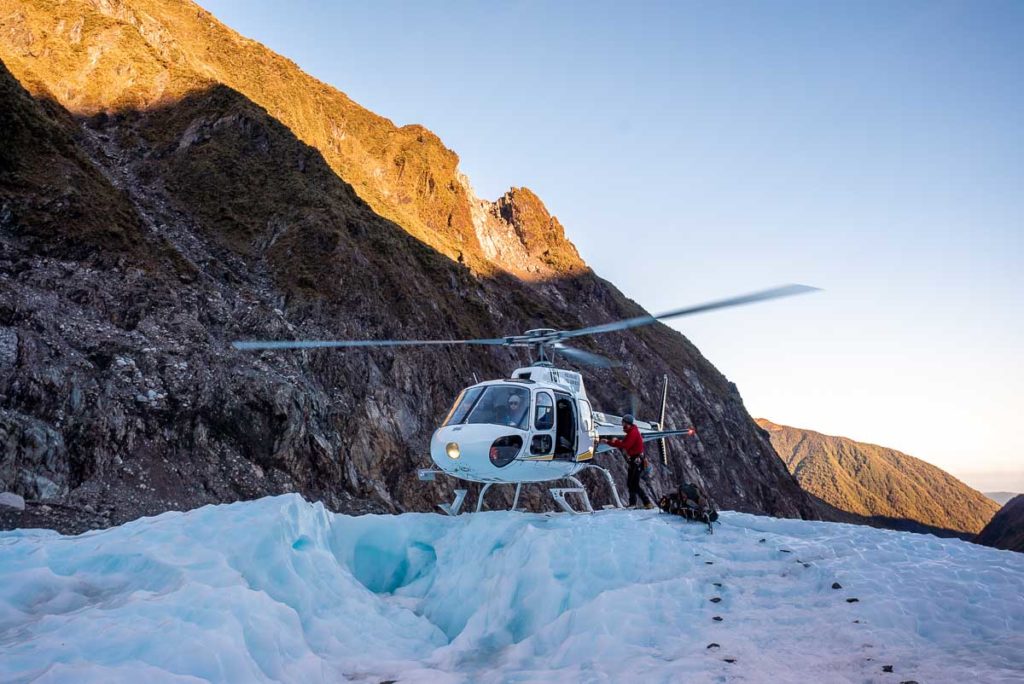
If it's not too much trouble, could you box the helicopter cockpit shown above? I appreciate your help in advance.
[437,380,587,471]
[443,385,531,431]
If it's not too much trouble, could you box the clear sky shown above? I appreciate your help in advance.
[198,0,1023,491]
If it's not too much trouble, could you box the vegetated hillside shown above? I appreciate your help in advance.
[0,0,817,532]
[975,495,1024,552]
[757,419,999,538]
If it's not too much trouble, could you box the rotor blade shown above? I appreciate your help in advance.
[232,337,508,351]
[561,284,820,340]
[552,343,620,368]
[639,428,694,443]
[597,428,694,453]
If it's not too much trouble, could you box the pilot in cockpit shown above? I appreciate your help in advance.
[494,390,528,429]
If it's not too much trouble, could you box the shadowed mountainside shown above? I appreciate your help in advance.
[757,419,999,538]
[975,495,1024,552]
[0,0,583,280]
[1,1,817,531]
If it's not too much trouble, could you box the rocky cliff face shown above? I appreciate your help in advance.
[975,495,1024,553]
[0,0,817,532]
[758,419,999,538]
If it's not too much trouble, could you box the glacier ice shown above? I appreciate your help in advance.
[1,494,1022,683]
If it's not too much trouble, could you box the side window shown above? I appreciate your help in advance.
[530,434,552,455]
[579,401,593,432]
[534,392,554,431]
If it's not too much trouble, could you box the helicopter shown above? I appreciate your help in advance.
[233,284,817,515]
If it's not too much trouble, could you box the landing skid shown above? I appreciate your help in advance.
[437,489,468,516]
[421,464,624,515]
[550,476,592,514]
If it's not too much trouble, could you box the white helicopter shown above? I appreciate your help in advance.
[233,284,817,515]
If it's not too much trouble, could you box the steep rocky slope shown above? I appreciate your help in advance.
[758,419,999,538]
[0,0,583,281]
[0,0,817,531]
[975,495,1024,552]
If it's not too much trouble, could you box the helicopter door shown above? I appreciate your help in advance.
[553,392,577,460]
[529,391,556,458]
[576,399,595,461]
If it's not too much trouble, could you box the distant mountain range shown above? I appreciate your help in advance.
[975,495,1024,552]
[757,419,1000,538]
[985,492,1020,506]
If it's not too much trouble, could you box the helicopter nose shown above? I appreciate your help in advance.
[443,440,461,460]
[430,424,525,476]
[431,426,462,463]
[431,425,487,472]
[430,426,467,471]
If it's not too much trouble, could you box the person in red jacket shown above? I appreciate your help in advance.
[603,414,653,509]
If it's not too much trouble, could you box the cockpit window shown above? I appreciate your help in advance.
[463,386,531,430]
[442,387,484,426]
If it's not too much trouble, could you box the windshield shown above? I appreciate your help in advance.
[455,385,530,430]
[443,387,484,427]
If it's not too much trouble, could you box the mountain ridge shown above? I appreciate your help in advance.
[985,491,1020,506]
[757,418,999,538]
[1,0,584,280]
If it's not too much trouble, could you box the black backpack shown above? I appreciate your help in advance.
[658,483,719,532]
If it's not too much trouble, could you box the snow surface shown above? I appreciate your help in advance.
[1,495,1022,684]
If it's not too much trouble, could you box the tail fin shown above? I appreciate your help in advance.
[658,374,669,465]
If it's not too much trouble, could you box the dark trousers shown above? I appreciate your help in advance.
[627,457,651,507]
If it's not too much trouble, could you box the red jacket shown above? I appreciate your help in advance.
[608,424,644,458]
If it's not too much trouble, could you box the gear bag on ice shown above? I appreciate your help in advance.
[658,483,718,532]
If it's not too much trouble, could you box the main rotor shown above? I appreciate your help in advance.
[232,284,820,369]
[517,329,559,366]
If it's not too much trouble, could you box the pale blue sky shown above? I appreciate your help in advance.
[199,0,1023,491]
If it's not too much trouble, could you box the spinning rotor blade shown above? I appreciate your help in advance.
[234,284,819,359]
[561,284,819,340]
[232,337,508,351]
[552,343,620,368]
